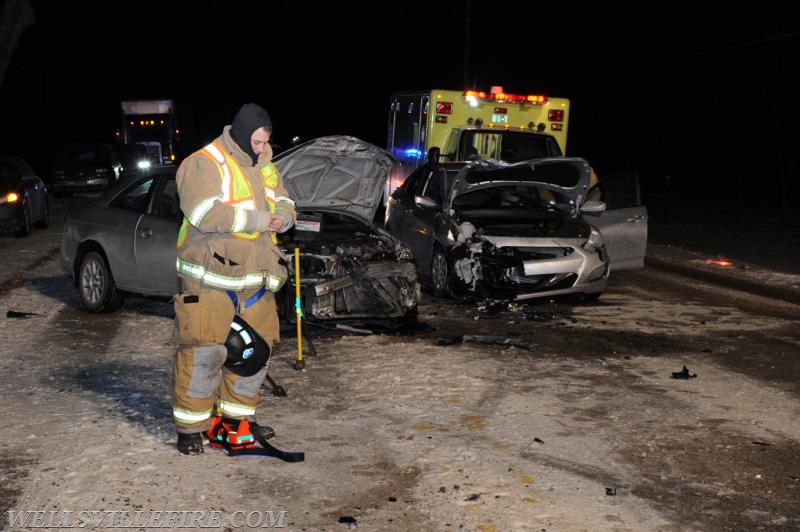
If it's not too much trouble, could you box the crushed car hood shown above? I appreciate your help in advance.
[450,156,593,207]
[273,135,396,223]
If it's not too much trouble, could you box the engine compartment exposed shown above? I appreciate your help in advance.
[278,210,420,327]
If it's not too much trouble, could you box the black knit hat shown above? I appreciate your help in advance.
[230,103,272,163]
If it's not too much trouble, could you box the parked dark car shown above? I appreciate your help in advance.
[61,137,422,329]
[0,155,50,237]
[51,141,122,196]
[385,155,647,303]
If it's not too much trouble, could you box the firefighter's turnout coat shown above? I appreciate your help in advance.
[171,126,296,433]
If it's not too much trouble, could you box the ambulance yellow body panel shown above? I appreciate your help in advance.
[386,87,570,197]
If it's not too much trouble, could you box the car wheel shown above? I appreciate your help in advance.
[14,203,32,237]
[78,251,124,313]
[431,247,450,297]
[34,198,50,229]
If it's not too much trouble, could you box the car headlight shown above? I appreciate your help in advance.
[1,192,20,204]
[582,226,605,252]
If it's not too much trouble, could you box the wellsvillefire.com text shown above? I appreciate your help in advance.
[7,510,287,529]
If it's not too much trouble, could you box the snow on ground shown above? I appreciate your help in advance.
[0,253,683,531]
[3,212,800,530]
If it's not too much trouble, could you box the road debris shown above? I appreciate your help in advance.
[671,366,697,379]
[6,310,44,319]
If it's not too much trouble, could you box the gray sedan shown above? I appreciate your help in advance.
[60,166,181,312]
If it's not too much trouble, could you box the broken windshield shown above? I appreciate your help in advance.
[452,184,572,216]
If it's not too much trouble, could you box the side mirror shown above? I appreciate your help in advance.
[580,200,607,214]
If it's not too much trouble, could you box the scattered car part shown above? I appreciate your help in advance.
[671,366,698,379]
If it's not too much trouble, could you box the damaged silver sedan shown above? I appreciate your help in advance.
[60,136,422,327]
[273,136,421,328]
[385,156,647,303]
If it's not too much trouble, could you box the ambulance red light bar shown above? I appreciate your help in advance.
[463,90,548,105]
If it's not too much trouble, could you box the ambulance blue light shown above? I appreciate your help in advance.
[404,148,423,158]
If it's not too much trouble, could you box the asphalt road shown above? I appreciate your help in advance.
[645,193,800,305]
[646,193,800,274]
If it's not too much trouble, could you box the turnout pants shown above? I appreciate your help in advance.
[171,278,280,434]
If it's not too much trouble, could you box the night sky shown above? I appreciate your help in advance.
[1,1,798,202]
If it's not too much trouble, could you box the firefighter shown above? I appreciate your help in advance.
[171,102,296,455]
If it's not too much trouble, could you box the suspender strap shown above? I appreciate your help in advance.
[226,284,268,313]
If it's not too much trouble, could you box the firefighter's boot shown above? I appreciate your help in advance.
[177,432,204,455]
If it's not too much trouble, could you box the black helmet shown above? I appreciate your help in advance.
[224,315,270,377]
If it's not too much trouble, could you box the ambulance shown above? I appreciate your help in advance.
[386,86,570,198]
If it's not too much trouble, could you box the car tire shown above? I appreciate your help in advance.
[78,251,124,313]
[34,198,50,229]
[431,247,450,298]
[14,203,32,237]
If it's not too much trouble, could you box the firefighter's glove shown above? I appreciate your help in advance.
[250,211,270,233]
[273,207,295,232]
[268,212,288,233]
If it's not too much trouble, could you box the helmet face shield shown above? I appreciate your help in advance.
[224,315,270,376]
